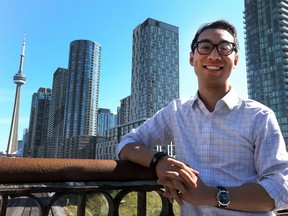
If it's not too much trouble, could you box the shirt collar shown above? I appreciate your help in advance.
[190,92,200,107]
[190,88,241,111]
[220,88,241,110]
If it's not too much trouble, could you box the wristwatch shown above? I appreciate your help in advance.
[216,186,230,208]
[149,152,167,169]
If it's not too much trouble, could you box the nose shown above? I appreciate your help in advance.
[207,47,221,60]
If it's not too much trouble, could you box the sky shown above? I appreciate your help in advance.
[0,0,247,152]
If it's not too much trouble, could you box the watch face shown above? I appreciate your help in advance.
[219,191,230,205]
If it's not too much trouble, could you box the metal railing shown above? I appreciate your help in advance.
[0,158,287,216]
[0,158,173,216]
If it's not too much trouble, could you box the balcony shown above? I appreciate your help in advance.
[0,158,287,216]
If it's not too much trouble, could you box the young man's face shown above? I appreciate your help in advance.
[190,28,239,87]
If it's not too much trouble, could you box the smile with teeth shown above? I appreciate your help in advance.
[204,65,223,70]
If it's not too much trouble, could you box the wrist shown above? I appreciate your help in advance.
[205,186,219,206]
[149,152,168,169]
[216,186,231,208]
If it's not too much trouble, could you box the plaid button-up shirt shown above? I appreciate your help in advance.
[117,89,288,216]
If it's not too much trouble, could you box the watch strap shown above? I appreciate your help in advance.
[217,186,227,191]
[149,152,167,169]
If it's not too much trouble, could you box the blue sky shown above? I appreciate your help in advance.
[0,0,246,152]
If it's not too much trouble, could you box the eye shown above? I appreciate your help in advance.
[218,43,233,53]
[198,42,212,51]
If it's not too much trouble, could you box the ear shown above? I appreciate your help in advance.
[233,54,239,68]
[190,52,194,66]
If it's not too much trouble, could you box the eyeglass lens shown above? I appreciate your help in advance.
[197,42,234,56]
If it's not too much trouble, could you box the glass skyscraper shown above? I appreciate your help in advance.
[47,67,68,158]
[24,88,51,158]
[96,18,179,159]
[97,108,117,136]
[130,18,179,121]
[244,0,288,145]
[64,40,101,139]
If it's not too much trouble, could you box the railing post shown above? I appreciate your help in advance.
[0,195,8,216]
[137,191,146,216]
[77,192,87,216]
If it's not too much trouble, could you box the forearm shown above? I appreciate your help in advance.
[183,182,274,212]
[227,183,274,212]
[118,142,155,167]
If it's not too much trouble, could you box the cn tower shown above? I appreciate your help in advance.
[6,33,27,155]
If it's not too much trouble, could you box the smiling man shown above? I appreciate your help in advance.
[116,20,288,215]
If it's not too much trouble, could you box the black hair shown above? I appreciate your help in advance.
[190,20,239,53]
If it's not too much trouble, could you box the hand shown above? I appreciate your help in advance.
[156,157,199,205]
[178,176,218,207]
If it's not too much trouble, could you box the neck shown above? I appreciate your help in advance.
[198,83,231,112]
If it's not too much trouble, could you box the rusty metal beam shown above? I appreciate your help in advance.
[0,158,156,183]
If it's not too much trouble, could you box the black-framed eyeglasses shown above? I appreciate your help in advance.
[194,41,236,56]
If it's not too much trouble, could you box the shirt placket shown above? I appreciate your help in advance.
[200,113,213,179]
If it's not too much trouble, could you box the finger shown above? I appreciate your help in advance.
[178,168,198,189]
[170,178,191,197]
[157,178,178,189]
[158,170,198,198]
[163,159,199,188]
[167,158,199,175]
[164,185,183,206]
[159,179,185,206]
[163,186,175,204]
[158,170,181,179]
[166,157,186,168]
[187,167,200,176]
[158,169,195,186]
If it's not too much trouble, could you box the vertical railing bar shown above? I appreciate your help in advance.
[137,191,146,216]
[0,194,8,216]
[0,182,178,215]
[155,189,175,216]
[77,192,86,216]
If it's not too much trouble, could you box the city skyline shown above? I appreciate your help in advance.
[0,0,247,152]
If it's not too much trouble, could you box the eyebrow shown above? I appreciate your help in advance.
[197,39,233,44]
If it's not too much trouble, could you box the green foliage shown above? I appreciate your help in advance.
[86,194,108,216]
[62,190,181,216]
[118,191,180,216]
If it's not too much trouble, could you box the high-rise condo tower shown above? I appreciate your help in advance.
[64,40,101,139]
[244,0,288,146]
[130,18,179,121]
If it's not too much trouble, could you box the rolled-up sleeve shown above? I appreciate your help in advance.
[260,170,288,210]
[116,102,174,158]
[255,110,288,210]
